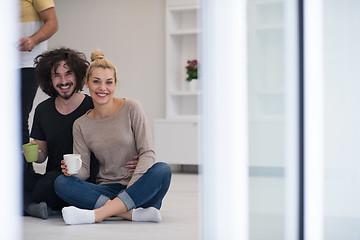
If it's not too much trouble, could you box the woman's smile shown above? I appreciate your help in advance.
[96,92,108,97]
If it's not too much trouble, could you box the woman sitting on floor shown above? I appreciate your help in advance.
[54,50,171,225]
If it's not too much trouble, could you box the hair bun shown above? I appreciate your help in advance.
[90,50,105,62]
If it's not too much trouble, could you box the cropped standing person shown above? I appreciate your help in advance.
[55,50,172,225]
[19,0,58,172]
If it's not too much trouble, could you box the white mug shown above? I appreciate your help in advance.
[63,154,82,175]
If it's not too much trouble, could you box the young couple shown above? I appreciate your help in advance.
[25,48,171,224]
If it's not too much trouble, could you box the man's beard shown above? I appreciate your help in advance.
[56,83,76,100]
[60,89,76,99]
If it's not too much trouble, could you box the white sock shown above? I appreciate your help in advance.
[61,206,95,225]
[132,207,162,223]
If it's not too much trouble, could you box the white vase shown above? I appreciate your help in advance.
[187,79,198,91]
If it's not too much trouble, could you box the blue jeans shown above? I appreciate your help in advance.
[54,162,171,211]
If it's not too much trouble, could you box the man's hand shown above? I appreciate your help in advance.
[28,139,48,163]
[18,7,58,52]
[18,37,35,52]
[125,154,139,173]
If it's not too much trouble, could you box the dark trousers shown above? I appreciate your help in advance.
[23,170,68,211]
[21,68,38,172]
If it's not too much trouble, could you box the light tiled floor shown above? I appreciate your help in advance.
[23,173,199,240]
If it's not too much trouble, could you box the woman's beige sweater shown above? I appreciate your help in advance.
[72,99,155,187]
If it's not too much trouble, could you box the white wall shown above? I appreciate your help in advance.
[31,0,166,133]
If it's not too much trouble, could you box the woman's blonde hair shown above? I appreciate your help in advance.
[85,50,117,82]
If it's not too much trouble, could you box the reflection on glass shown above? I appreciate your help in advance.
[324,0,360,238]
[248,0,285,239]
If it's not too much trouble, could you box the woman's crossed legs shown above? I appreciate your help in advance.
[55,162,171,224]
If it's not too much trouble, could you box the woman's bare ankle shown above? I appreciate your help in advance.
[94,209,105,223]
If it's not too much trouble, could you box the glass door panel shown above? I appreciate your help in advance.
[323,0,360,238]
[248,0,298,239]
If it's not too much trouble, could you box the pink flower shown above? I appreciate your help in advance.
[186,59,198,82]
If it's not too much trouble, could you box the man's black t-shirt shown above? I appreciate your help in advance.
[30,95,94,172]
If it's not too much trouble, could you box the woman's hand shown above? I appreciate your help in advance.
[60,159,72,176]
[126,154,139,173]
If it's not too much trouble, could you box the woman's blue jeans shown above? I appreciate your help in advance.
[54,162,171,211]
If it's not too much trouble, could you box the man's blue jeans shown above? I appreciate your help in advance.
[54,162,171,211]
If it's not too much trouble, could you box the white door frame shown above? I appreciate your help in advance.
[304,0,325,239]
[200,0,249,239]
[0,1,22,240]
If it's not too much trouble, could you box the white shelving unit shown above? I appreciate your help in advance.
[154,0,200,165]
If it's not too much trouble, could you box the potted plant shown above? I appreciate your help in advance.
[185,59,198,90]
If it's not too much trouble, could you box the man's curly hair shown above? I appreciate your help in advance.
[34,48,90,98]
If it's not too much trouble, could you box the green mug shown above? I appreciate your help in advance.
[23,143,39,163]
